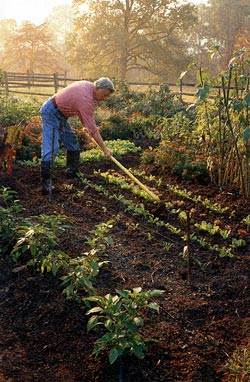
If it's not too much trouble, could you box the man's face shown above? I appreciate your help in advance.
[94,88,112,102]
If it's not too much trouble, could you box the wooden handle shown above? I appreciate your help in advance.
[110,155,160,202]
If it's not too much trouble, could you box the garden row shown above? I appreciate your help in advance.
[0,184,167,366]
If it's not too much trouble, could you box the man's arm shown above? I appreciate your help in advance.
[92,130,111,157]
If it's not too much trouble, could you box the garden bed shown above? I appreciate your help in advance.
[0,148,250,382]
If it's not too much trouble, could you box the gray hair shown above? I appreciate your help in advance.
[94,77,115,93]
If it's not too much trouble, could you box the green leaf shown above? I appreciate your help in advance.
[133,316,144,327]
[86,306,103,315]
[147,302,160,311]
[109,348,119,364]
[244,93,250,108]
[84,295,104,303]
[52,265,59,276]
[117,289,129,298]
[231,99,245,112]
[196,86,210,101]
[132,344,146,359]
[87,315,101,331]
[243,127,250,141]
[149,289,165,297]
[104,318,112,329]
[132,287,142,294]
[96,332,116,344]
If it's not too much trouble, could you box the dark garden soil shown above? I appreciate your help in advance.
[0,147,250,382]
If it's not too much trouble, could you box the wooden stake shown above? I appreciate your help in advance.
[186,210,191,285]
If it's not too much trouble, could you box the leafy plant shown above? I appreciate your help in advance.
[194,49,250,196]
[84,287,165,364]
[10,214,69,268]
[0,95,40,127]
[61,218,116,302]
[80,139,141,163]
[96,170,155,201]
[195,220,220,235]
[231,238,246,249]
[61,252,108,301]
[85,219,115,252]
[241,215,250,231]
[0,187,24,254]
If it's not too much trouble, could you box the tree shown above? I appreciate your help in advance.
[0,19,17,66]
[68,0,197,80]
[202,0,250,69]
[45,5,75,75]
[2,22,58,72]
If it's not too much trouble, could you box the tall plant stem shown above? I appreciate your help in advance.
[221,73,246,195]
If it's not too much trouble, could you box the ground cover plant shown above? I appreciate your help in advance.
[0,65,250,381]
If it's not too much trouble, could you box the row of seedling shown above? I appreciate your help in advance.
[113,168,249,237]
[132,169,230,214]
[81,170,246,259]
[0,186,164,370]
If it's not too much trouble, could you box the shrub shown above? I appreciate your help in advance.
[0,95,40,127]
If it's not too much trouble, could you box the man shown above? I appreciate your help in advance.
[40,77,115,195]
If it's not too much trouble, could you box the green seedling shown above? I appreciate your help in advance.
[61,253,108,301]
[163,241,173,252]
[0,187,24,254]
[231,238,246,249]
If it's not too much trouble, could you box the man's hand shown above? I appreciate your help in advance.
[103,147,111,158]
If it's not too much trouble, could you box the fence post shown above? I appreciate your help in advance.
[3,71,9,96]
[179,78,183,102]
[27,70,31,89]
[53,72,59,93]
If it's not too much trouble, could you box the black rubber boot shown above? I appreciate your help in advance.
[66,150,80,178]
[41,161,52,195]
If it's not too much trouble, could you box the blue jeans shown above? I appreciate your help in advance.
[40,98,80,162]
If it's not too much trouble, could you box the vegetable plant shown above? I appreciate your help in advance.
[0,187,24,254]
[84,287,165,364]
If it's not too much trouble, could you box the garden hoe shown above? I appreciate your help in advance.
[91,138,162,205]
[110,155,169,217]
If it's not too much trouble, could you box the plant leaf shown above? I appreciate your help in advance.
[87,315,101,331]
[109,348,119,364]
[243,127,250,141]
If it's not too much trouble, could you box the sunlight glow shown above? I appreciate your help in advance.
[1,0,207,26]
[1,0,73,25]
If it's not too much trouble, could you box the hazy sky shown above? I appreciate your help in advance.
[1,0,206,26]
[1,0,73,25]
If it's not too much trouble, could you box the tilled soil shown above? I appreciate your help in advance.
[0,152,250,382]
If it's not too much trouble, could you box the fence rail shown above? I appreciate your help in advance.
[0,71,198,100]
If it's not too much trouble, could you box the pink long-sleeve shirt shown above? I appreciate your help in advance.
[54,81,98,136]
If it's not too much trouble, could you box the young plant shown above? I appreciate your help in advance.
[10,214,68,267]
[231,238,246,249]
[61,252,109,302]
[85,219,116,252]
[84,287,165,364]
[241,215,250,231]
[61,218,115,302]
[0,187,24,254]
[195,220,220,235]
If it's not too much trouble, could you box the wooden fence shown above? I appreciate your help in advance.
[0,71,198,101]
